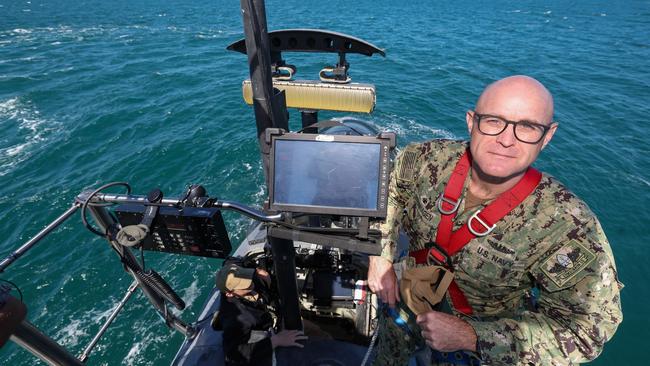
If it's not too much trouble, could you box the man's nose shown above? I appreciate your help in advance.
[496,123,516,147]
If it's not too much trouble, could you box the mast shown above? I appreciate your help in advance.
[239,0,288,181]
[238,0,301,330]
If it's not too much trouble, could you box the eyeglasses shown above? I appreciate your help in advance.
[471,111,553,144]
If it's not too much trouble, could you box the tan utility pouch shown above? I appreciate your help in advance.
[400,265,454,315]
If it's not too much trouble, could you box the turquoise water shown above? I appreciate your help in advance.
[1,0,648,364]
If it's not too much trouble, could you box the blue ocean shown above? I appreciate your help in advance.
[1,0,648,364]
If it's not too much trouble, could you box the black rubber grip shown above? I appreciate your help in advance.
[137,269,186,310]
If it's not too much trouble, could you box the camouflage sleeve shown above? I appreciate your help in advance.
[378,144,420,262]
[467,217,623,365]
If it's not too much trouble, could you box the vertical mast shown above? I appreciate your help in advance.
[239,0,288,183]
[238,0,301,330]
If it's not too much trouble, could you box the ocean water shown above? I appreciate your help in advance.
[0,0,648,364]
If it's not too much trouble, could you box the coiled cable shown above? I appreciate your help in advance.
[81,182,131,237]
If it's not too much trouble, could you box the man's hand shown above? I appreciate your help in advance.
[368,256,400,308]
[270,330,308,348]
[416,311,477,352]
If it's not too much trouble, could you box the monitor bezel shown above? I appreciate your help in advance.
[268,132,392,218]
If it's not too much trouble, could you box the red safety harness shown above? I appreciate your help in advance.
[409,150,542,315]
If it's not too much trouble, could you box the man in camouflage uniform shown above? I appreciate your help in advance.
[368,75,623,365]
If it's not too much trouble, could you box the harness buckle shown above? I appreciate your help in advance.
[436,194,461,215]
[425,242,453,268]
[467,209,496,237]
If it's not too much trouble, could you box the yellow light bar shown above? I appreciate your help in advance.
[242,79,376,113]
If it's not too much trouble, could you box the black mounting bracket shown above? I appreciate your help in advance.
[228,29,385,81]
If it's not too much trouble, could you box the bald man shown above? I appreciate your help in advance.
[368,76,622,365]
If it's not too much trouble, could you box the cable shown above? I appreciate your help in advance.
[0,278,23,302]
[81,182,131,237]
[360,315,380,366]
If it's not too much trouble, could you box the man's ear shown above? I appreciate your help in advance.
[466,111,475,136]
[541,122,559,150]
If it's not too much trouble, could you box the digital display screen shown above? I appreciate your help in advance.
[272,139,381,211]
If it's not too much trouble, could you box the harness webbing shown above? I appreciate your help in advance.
[410,149,542,315]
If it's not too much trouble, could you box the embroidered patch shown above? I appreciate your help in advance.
[475,243,515,268]
[541,241,596,287]
[487,238,516,255]
[397,150,417,182]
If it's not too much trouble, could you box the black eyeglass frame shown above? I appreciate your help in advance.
[471,111,554,144]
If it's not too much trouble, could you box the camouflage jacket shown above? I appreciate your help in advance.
[379,139,623,365]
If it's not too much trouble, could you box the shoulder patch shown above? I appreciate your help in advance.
[397,150,418,182]
[541,241,597,288]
